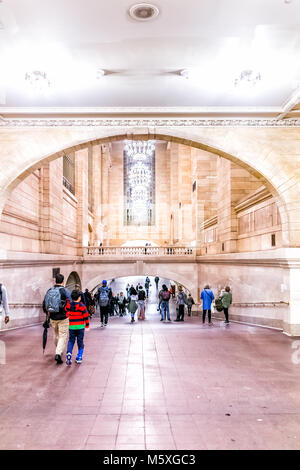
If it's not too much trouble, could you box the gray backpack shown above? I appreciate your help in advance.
[98,286,110,307]
[44,287,65,313]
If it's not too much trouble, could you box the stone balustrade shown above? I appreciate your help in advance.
[84,246,196,258]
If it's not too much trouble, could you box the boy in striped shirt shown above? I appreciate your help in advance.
[65,290,89,365]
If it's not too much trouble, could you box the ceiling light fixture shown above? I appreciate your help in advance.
[234,69,261,88]
[25,70,51,92]
[96,68,106,79]
[179,69,189,79]
[128,3,160,21]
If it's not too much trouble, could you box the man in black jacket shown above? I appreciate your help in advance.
[43,274,71,364]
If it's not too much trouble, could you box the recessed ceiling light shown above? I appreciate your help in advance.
[128,3,160,21]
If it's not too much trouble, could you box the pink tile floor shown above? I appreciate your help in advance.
[1,293,300,450]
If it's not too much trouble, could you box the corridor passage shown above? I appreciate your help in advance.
[0,283,300,450]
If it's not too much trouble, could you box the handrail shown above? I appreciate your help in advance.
[231,301,289,307]
[84,246,196,257]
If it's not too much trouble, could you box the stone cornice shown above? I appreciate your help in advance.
[235,187,273,213]
[0,117,300,128]
[1,255,300,269]
[200,216,218,231]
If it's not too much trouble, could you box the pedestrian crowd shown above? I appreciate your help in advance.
[0,275,232,367]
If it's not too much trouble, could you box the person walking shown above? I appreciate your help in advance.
[220,286,232,324]
[175,286,187,322]
[126,283,130,297]
[159,284,171,322]
[200,285,215,325]
[118,292,127,316]
[65,290,89,365]
[154,276,159,290]
[137,285,146,320]
[128,286,138,323]
[144,277,150,298]
[43,273,71,364]
[84,289,95,317]
[74,284,86,306]
[97,280,112,327]
[186,293,195,316]
[0,283,10,328]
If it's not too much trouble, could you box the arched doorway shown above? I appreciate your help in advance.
[65,271,81,291]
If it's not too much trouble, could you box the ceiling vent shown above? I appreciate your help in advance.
[128,3,160,21]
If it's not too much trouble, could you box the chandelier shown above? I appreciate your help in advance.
[125,141,155,158]
[25,70,51,92]
[128,162,152,186]
[234,70,261,88]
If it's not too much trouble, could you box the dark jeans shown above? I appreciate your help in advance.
[187,306,192,316]
[119,305,125,316]
[67,328,85,355]
[177,304,185,321]
[223,308,229,322]
[100,305,109,324]
[202,309,211,323]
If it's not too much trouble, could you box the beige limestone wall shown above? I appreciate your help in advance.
[107,141,174,245]
[0,124,300,334]
[197,252,290,330]
[0,156,83,256]
[0,253,83,329]
[0,170,40,252]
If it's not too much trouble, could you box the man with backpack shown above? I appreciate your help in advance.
[159,284,171,322]
[0,283,10,328]
[137,285,146,320]
[97,280,112,327]
[43,274,71,364]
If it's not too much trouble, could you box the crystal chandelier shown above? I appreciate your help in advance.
[124,140,155,158]
[234,70,261,88]
[25,70,51,92]
[128,162,152,186]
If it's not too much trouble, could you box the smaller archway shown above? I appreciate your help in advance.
[66,271,81,291]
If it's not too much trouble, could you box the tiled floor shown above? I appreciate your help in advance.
[1,279,300,450]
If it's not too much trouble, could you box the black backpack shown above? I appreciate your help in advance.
[215,297,223,312]
[138,290,146,300]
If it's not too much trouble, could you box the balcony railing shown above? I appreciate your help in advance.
[84,246,196,258]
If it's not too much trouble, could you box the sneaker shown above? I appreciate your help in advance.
[168,319,172,322]
[75,356,82,364]
[55,354,63,364]
[160,318,164,321]
[101,323,104,327]
[104,323,108,326]
[66,353,72,366]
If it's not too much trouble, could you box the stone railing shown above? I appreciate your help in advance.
[84,246,196,258]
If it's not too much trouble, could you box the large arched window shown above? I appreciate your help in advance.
[124,140,155,226]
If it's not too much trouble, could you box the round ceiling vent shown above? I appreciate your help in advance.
[128,3,160,21]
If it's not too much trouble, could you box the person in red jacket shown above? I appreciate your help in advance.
[65,290,89,365]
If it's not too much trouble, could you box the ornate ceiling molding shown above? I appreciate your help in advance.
[0,117,300,128]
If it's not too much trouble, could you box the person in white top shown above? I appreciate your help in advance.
[0,283,10,328]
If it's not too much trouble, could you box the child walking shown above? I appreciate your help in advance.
[65,290,89,365]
